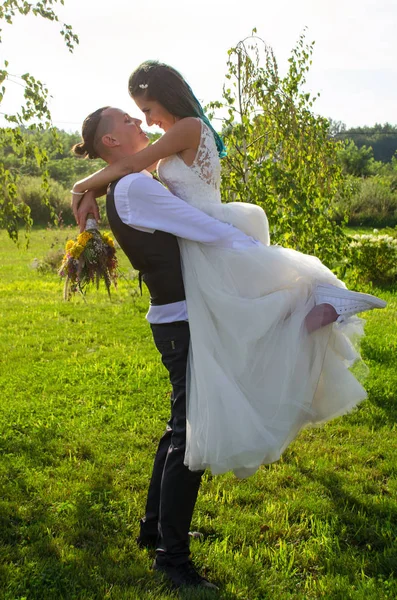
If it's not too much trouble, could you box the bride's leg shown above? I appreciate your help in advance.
[305,303,338,333]
[306,283,387,332]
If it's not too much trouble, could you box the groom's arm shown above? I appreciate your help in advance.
[115,174,258,249]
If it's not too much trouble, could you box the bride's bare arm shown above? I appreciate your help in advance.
[72,118,201,194]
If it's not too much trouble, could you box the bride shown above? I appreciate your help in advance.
[71,61,386,478]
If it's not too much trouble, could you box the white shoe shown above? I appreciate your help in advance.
[314,283,387,323]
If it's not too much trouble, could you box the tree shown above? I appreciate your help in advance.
[337,139,377,177]
[334,123,397,163]
[0,0,78,240]
[208,30,347,266]
[328,118,347,138]
[0,126,105,187]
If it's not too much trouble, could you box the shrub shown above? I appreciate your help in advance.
[349,231,397,285]
[35,247,65,273]
[334,177,397,228]
[332,175,360,223]
[337,140,377,177]
[17,176,74,226]
[380,226,397,238]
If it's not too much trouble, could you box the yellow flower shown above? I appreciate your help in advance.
[70,244,84,258]
[102,233,115,248]
[66,240,74,251]
[77,231,93,246]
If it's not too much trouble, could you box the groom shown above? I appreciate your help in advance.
[72,107,261,590]
[73,106,386,591]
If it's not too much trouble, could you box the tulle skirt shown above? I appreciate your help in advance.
[180,202,367,478]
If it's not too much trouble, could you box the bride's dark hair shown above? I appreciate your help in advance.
[72,106,110,159]
[128,61,226,158]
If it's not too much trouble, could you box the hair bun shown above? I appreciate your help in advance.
[72,142,88,158]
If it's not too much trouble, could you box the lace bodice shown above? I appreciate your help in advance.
[158,119,222,209]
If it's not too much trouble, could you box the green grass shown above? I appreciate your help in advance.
[0,228,396,600]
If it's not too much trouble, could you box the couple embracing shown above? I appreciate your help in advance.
[71,61,386,591]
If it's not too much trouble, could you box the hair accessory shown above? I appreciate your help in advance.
[139,83,148,89]
[70,190,86,196]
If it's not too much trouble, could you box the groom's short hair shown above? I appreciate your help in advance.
[72,107,114,160]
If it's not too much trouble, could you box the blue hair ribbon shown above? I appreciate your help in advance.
[191,90,227,158]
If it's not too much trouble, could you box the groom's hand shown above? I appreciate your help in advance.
[73,191,100,232]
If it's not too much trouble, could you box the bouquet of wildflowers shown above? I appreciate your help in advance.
[59,215,118,299]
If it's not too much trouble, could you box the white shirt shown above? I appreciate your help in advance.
[114,172,258,323]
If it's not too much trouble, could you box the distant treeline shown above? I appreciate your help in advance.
[2,121,397,227]
[0,127,160,189]
[330,121,397,163]
[0,127,160,226]
[2,121,395,192]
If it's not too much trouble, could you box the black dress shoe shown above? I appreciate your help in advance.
[153,559,218,590]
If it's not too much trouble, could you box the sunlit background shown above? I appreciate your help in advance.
[1,0,396,132]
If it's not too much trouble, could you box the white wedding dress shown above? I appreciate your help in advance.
[158,120,367,478]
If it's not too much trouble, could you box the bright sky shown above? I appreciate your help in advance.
[1,0,396,133]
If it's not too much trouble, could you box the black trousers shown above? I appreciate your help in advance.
[140,321,204,566]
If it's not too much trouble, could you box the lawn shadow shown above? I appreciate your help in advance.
[0,424,155,598]
[299,466,397,578]
[0,425,238,599]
